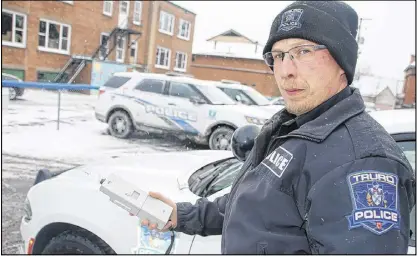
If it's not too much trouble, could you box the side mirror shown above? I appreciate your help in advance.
[190,96,206,105]
[235,95,242,102]
[231,125,260,162]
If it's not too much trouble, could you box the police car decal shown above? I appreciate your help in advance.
[112,93,200,134]
[346,171,400,235]
[261,146,293,178]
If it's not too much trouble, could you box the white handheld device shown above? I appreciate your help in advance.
[99,173,173,230]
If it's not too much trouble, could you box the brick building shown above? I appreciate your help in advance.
[190,29,279,97]
[2,1,195,84]
[402,54,416,106]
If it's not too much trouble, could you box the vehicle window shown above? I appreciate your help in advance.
[218,87,255,105]
[135,79,165,94]
[396,140,416,247]
[204,162,242,196]
[2,75,18,81]
[103,76,131,88]
[169,82,201,99]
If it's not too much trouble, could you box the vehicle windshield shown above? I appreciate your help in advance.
[194,84,237,105]
[218,86,270,106]
[188,158,243,197]
[242,87,271,106]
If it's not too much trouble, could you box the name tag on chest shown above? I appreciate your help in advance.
[261,146,294,178]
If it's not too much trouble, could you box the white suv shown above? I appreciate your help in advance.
[214,80,284,114]
[94,72,272,150]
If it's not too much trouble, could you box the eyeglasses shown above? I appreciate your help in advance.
[263,44,327,67]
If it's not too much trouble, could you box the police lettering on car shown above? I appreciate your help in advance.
[144,1,416,254]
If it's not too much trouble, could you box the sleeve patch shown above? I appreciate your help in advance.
[346,171,400,235]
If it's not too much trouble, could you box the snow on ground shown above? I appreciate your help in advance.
[2,89,196,165]
[1,89,202,254]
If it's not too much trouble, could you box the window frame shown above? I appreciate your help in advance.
[38,18,71,55]
[99,32,110,60]
[116,35,126,63]
[133,1,142,26]
[134,78,166,95]
[159,11,175,36]
[155,46,171,70]
[177,19,191,41]
[103,0,113,17]
[129,40,138,64]
[1,9,27,48]
[174,51,187,72]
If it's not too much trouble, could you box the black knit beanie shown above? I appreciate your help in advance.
[263,1,359,85]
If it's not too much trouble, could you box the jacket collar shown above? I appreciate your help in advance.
[284,87,366,142]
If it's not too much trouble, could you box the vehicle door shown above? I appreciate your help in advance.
[163,81,210,135]
[392,133,416,253]
[188,160,242,254]
[129,78,171,129]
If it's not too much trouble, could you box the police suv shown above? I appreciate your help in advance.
[214,80,285,114]
[94,72,273,150]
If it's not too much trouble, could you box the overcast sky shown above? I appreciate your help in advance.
[172,1,416,80]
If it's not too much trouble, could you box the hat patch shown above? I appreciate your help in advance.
[278,9,303,32]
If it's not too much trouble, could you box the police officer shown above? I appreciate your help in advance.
[145,1,416,254]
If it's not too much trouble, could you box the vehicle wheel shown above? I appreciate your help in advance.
[209,127,235,150]
[108,111,133,139]
[41,231,105,254]
[9,88,17,100]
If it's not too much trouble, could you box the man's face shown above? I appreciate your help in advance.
[271,38,346,116]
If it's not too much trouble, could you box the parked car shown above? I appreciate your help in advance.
[94,72,272,150]
[1,73,25,100]
[20,109,415,254]
[213,80,284,114]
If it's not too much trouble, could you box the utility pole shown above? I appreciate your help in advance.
[354,17,372,82]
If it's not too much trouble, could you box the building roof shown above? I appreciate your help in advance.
[167,1,196,15]
[206,29,258,44]
[193,51,264,61]
[352,75,400,97]
[404,61,416,72]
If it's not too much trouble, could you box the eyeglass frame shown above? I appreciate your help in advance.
[263,44,328,67]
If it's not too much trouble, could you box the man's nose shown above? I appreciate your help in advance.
[275,54,297,79]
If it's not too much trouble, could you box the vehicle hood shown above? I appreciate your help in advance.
[258,104,285,115]
[218,104,273,119]
[52,150,234,194]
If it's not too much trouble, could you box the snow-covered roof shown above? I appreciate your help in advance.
[352,75,399,97]
[193,51,264,61]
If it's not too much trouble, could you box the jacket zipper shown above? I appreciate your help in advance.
[303,213,319,254]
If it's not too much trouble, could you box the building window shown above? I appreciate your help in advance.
[1,9,27,48]
[159,11,175,35]
[155,46,171,69]
[116,35,125,63]
[174,52,187,72]
[129,40,138,64]
[103,0,113,16]
[99,33,110,60]
[37,71,63,82]
[133,1,142,25]
[38,19,71,54]
[178,19,191,40]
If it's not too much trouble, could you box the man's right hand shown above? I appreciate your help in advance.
[141,191,177,232]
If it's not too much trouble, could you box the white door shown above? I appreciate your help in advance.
[164,81,209,136]
[118,1,130,29]
[188,187,231,254]
[130,78,171,129]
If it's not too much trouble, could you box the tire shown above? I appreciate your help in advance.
[41,231,106,254]
[108,110,133,139]
[9,87,17,100]
[209,126,235,150]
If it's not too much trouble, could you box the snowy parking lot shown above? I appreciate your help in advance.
[1,89,202,254]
